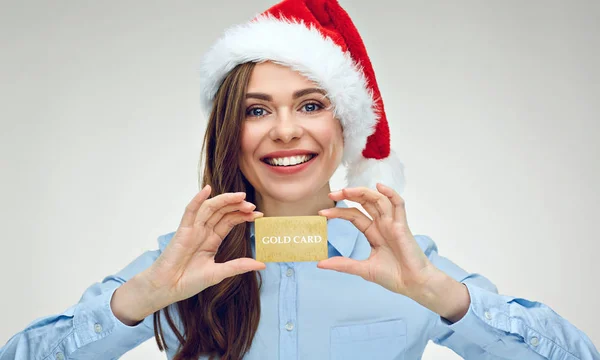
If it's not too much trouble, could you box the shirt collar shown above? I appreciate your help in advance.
[249,200,360,258]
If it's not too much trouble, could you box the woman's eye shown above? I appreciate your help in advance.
[247,107,267,117]
[302,102,322,112]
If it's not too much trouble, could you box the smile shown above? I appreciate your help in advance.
[263,154,316,167]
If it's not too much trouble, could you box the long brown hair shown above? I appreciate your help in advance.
[152,62,260,360]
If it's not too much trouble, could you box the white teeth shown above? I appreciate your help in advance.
[265,154,314,166]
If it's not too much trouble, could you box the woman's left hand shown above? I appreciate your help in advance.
[317,183,437,298]
[318,183,471,322]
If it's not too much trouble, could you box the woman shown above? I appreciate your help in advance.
[1,0,598,359]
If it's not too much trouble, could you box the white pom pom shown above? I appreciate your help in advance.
[345,149,406,195]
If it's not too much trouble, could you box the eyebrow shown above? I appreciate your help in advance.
[245,88,327,101]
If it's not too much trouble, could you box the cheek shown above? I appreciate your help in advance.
[323,122,344,164]
[240,123,257,157]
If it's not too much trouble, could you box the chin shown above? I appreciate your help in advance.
[261,180,321,203]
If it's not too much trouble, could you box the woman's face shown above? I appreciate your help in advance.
[239,61,344,203]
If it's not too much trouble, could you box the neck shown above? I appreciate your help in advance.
[255,183,336,217]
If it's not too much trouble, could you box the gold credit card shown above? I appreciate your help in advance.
[255,216,328,262]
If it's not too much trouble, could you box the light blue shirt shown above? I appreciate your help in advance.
[1,200,598,359]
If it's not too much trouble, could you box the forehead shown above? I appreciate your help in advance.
[246,61,321,93]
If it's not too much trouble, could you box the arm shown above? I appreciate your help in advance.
[417,234,600,360]
[318,185,599,359]
[1,187,267,360]
[0,248,161,360]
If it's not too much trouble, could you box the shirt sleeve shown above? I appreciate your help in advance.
[0,246,163,360]
[415,235,600,360]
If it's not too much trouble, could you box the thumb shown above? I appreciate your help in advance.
[213,258,266,282]
[317,257,368,279]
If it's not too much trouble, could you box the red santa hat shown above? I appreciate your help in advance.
[199,0,406,193]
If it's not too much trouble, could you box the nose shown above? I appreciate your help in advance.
[268,110,304,143]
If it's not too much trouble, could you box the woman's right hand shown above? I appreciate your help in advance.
[141,184,265,308]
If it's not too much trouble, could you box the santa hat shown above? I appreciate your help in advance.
[199,0,406,194]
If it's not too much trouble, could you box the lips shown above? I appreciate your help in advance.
[261,150,318,165]
[260,149,318,174]
[261,149,317,160]
[264,154,315,166]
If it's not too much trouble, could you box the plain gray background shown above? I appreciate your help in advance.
[1,0,598,358]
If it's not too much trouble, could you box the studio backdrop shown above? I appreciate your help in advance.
[0,0,598,359]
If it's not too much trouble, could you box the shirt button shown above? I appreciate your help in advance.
[94,323,103,333]
[55,352,65,360]
[484,311,492,320]
[286,268,294,277]
[530,336,540,347]
[285,321,294,331]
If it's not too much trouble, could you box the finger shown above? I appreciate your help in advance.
[212,211,264,242]
[195,192,247,227]
[329,188,379,219]
[329,187,393,220]
[204,201,256,229]
[376,183,407,223]
[317,257,369,279]
[180,185,211,227]
[344,187,394,219]
[213,257,267,283]
[318,207,372,234]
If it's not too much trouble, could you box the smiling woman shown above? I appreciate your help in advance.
[1,0,599,360]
